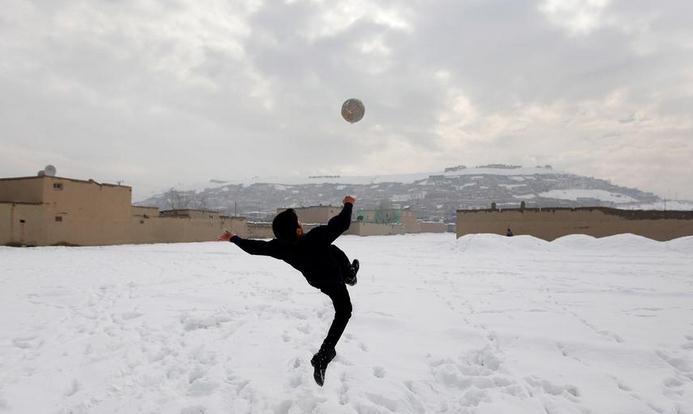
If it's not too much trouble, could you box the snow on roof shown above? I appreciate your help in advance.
[537,189,637,203]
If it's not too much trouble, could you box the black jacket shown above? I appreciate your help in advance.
[230,203,353,288]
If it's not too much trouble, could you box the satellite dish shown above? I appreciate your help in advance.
[44,165,57,177]
[37,170,45,177]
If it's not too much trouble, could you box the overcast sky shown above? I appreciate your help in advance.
[1,0,692,201]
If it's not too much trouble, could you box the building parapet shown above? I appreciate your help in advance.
[457,206,693,220]
[0,201,43,205]
[456,206,693,241]
[0,175,130,189]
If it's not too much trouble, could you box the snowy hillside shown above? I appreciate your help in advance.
[137,165,670,222]
[205,166,571,187]
[1,234,692,413]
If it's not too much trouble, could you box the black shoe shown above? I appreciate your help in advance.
[345,259,359,286]
[310,347,336,386]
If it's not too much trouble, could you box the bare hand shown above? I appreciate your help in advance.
[217,230,236,241]
[343,195,356,204]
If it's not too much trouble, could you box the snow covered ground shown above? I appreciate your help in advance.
[1,234,692,414]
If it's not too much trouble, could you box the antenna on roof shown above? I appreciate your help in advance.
[44,165,57,177]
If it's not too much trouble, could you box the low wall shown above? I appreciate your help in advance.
[247,222,274,239]
[131,216,248,244]
[417,222,448,233]
[347,222,405,236]
[132,206,160,217]
[456,207,693,241]
[291,206,342,224]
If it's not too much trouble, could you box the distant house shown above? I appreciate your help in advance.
[281,205,343,225]
[356,207,448,234]
[0,175,247,246]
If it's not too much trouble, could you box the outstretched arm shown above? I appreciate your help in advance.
[218,231,282,258]
[305,195,355,245]
[327,196,354,234]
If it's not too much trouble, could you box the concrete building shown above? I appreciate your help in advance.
[418,221,449,233]
[348,221,406,236]
[356,207,449,234]
[1,175,247,246]
[356,208,419,233]
[284,206,342,225]
[456,207,693,241]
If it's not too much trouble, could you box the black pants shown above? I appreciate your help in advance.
[329,245,352,279]
[319,282,352,351]
[319,245,353,350]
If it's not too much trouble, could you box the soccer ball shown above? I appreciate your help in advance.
[341,98,365,123]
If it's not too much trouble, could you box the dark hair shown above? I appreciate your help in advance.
[272,209,299,241]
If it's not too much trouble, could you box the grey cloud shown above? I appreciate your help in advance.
[0,0,692,199]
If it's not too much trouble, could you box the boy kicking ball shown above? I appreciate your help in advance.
[218,195,359,385]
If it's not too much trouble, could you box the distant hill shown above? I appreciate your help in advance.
[136,165,676,222]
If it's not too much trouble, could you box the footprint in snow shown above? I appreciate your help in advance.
[365,393,400,412]
[180,405,206,414]
[339,372,349,405]
[656,350,693,382]
[274,400,293,414]
[428,346,529,405]
[373,366,386,378]
[524,375,580,401]
[187,378,219,397]
[186,366,219,397]
[663,377,684,389]
[120,311,143,321]
[12,335,42,350]
[615,380,631,392]
[682,335,693,350]
[288,374,302,388]
[64,379,80,397]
